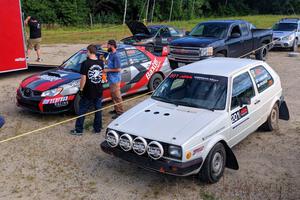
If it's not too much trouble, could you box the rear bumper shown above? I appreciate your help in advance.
[100,141,203,176]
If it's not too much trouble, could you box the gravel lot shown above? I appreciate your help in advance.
[0,45,299,200]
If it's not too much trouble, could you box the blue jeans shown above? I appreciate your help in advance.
[75,97,102,133]
[0,115,4,128]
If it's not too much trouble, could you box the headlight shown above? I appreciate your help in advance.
[168,145,182,159]
[282,35,294,41]
[200,47,213,56]
[106,130,119,148]
[60,80,80,96]
[41,88,63,97]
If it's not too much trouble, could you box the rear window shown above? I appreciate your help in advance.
[250,66,274,93]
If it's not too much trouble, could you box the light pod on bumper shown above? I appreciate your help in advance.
[106,130,119,147]
[132,137,147,155]
[119,134,133,151]
[147,141,164,160]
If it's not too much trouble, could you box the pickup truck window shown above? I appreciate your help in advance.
[230,25,242,37]
[190,23,228,38]
[240,23,249,36]
[273,23,298,31]
[231,72,255,109]
[152,72,228,110]
[250,66,274,93]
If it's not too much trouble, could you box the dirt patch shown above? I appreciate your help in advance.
[0,46,299,199]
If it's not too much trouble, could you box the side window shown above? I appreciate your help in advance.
[169,27,178,36]
[240,23,249,36]
[230,25,241,36]
[231,72,255,109]
[126,49,150,65]
[117,50,129,68]
[250,66,274,93]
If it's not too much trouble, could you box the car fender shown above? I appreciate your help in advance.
[195,135,239,173]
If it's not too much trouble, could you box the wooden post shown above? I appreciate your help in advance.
[123,0,128,25]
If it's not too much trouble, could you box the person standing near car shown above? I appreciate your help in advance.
[24,16,42,62]
[0,115,5,128]
[70,44,104,136]
[104,40,124,119]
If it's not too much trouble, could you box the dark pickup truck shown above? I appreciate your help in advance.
[168,20,273,68]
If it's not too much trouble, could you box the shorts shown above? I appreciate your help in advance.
[27,38,42,51]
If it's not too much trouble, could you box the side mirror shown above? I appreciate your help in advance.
[239,97,251,107]
[231,33,241,38]
[185,31,190,35]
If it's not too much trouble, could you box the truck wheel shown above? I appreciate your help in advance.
[169,60,179,69]
[73,94,81,115]
[292,39,298,52]
[260,103,279,131]
[255,45,268,61]
[148,73,163,91]
[199,142,226,184]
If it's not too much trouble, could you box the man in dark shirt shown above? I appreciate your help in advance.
[24,16,42,62]
[70,44,104,136]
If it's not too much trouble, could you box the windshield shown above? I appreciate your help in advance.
[152,72,228,110]
[189,23,229,38]
[273,23,298,31]
[148,27,160,36]
[61,50,87,72]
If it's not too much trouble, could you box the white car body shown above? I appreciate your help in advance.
[101,57,289,181]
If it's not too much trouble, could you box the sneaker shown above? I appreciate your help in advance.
[111,114,121,119]
[70,129,83,136]
[109,110,117,115]
[36,58,42,62]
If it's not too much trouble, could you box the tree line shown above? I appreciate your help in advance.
[21,0,300,26]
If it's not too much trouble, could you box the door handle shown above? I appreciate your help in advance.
[254,99,261,105]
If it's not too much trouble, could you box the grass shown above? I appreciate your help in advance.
[40,15,300,44]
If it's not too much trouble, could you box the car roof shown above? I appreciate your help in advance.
[174,57,264,77]
[200,19,248,24]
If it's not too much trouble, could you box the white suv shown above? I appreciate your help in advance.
[101,58,289,183]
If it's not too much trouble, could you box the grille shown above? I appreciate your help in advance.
[169,46,201,61]
[21,88,42,97]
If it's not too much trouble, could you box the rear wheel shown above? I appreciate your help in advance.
[255,45,268,61]
[261,103,279,131]
[169,60,179,69]
[199,143,226,184]
[148,73,163,91]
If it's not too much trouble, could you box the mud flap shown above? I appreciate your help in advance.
[223,143,239,170]
[279,101,290,120]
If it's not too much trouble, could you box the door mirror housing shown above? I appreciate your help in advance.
[231,33,241,38]
[239,97,251,107]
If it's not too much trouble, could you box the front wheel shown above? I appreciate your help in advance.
[148,73,163,91]
[199,142,226,184]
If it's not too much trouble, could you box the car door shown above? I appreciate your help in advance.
[228,71,259,147]
[240,23,253,56]
[125,48,151,89]
[249,65,275,126]
[226,24,243,57]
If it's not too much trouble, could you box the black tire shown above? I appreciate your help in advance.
[215,53,226,57]
[73,94,81,115]
[292,39,298,52]
[148,73,163,91]
[260,103,279,131]
[169,60,178,69]
[199,142,226,184]
[255,45,268,61]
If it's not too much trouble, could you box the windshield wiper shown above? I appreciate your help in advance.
[152,96,172,104]
[171,100,214,111]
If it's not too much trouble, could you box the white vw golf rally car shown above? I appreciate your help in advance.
[101,57,289,183]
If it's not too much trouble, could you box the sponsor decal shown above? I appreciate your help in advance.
[231,106,249,124]
[15,57,26,62]
[146,57,161,80]
[88,65,103,84]
[40,75,61,82]
[193,146,204,155]
[42,96,68,105]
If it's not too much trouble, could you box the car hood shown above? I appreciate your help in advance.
[126,21,151,36]
[20,69,80,92]
[273,31,294,38]
[170,36,221,47]
[108,98,224,146]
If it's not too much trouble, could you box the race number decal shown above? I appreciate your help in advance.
[231,106,248,124]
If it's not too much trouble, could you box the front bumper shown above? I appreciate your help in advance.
[100,141,203,176]
[273,40,294,48]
